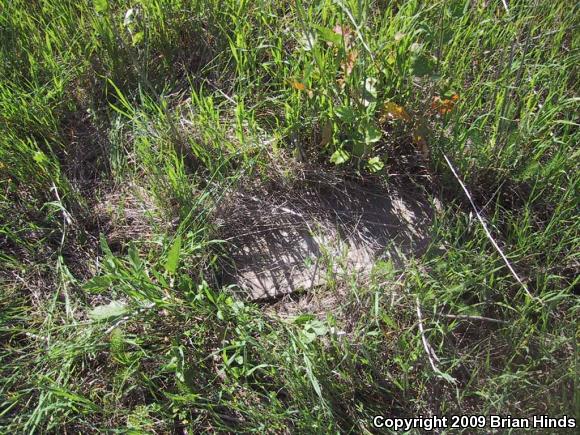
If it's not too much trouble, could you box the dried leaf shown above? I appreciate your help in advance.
[341,49,358,77]
[412,124,430,160]
[291,81,306,91]
[380,101,411,123]
[319,121,332,147]
[431,94,459,115]
[332,24,348,36]
[332,24,354,48]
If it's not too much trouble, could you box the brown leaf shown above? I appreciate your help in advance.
[319,121,332,147]
[341,49,358,77]
[380,101,411,123]
[431,94,459,115]
[333,25,354,48]
[291,81,306,91]
[412,123,430,160]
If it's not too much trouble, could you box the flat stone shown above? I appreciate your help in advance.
[218,180,433,300]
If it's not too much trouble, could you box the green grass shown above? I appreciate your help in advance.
[1,0,578,432]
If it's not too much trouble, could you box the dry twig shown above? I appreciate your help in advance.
[442,154,539,303]
[438,313,508,325]
[415,296,457,383]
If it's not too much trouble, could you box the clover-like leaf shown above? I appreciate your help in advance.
[367,156,384,173]
[94,0,109,13]
[364,123,382,144]
[330,148,350,165]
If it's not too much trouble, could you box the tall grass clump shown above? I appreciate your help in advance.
[1,0,578,432]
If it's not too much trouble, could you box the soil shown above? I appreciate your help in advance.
[217,176,434,301]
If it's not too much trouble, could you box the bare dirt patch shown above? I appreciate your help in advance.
[92,182,166,253]
[217,172,434,301]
